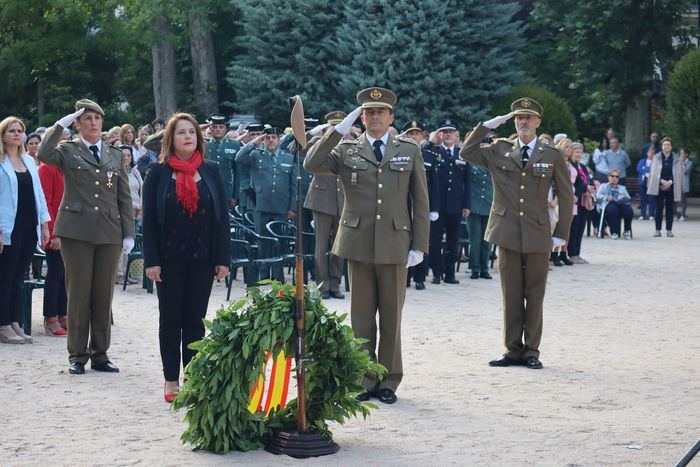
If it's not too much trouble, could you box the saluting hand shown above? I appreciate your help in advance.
[56,107,85,128]
[334,106,362,135]
[309,123,330,137]
[483,112,515,130]
[146,266,162,282]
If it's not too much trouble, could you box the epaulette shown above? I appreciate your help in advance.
[542,141,557,149]
[424,148,440,157]
[397,136,419,146]
[339,138,358,144]
[493,137,512,144]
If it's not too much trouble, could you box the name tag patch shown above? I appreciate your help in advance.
[533,163,552,174]
[390,155,410,165]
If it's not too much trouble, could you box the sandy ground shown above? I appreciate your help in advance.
[1,208,698,466]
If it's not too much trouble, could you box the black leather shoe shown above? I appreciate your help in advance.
[321,291,330,300]
[376,388,397,404]
[488,355,522,367]
[560,254,574,266]
[414,282,425,290]
[329,291,345,299]
[480,271,493,279]
[444,277,460,284]
[431,277,440,284]
[470,271,480,279]
[524,356,543,369]
[69,362,85,375]
[355,391,375,402]
[552,256,563,267]
[91,361,120,373]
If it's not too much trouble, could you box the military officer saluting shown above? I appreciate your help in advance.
[460,97,573,369]
[236,126,297,233]
[38,99,135,375]
[402,120,437,290]
[303,112,347,299]
[426,118,470,285]
[304,87,429,404]
[207,114,239,209]
[234,123,264,214]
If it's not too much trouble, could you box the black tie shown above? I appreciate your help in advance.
[372,140,383,163]
[89,145,100,164]
[521,145,530,166]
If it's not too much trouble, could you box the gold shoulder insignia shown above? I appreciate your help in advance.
[397,136,419,147]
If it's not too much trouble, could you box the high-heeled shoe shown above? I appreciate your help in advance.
[45,317,67,336]
[58,316,68,331]
[10,322,33,343]
[0,325,25,344]
[164,382,179,403]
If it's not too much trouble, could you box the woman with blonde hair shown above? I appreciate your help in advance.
[120,124,139,158]
[0,117,51,343]
[142,113,230,401]
[553,138,576,266]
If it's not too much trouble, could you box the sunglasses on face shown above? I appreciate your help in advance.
[609,175,619,178]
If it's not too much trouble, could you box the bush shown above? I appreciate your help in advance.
[664,48,700,161]
[489,84,577,140]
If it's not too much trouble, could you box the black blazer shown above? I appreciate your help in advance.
[142,160,230,268]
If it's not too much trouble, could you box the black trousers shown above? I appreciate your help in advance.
[655,190,675,231]
[0,225,37,326]
[429,213,461,277]
[604,203,633,235]
[156,260,215,381]
[567,213,586,256]
[43,249,67,318]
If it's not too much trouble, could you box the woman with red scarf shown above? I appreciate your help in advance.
[142,113,230,402]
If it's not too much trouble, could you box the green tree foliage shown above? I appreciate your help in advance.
[229,0,526,128]
[664,48,700,159]
[490,84,577,138]
[228,0,342,126]
[525,0,695,137]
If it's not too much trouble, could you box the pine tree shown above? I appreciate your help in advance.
[227,0,343,126]
[329,0,526,129]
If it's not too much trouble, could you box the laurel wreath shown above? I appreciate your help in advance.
[172,281,385,453]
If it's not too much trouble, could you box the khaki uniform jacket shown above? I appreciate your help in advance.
[303,173,344,216]
[460,123,573,254]
[646,153,683,201]
[37,124,135,244]
[304,130,429,264]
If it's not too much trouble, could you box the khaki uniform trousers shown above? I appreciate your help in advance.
[497,247,549,359]
[312,211,343,293]
[61,238,121,365]
[348,260,407,392]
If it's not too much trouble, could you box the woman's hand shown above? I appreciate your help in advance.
[215,265,229,280]
[41,223,50,246]
[146,266,162,282]
[49,237,61,250]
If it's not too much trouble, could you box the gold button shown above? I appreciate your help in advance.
[519,212,524,216]
[378,169,383,174]
[94,206,99,211]
[337,188,340,191]
[377,199,382,204]
[96,169,100,173]
[502,166,506,170]
[521,172,526,176]
[95,181,100,186]
[353,165,357,169]
[541,174,546,178]
[94,194,99,198]
[403,226,407,230]
[519,198,524,203]
[520,185,525,190]
[343,220,347,224]
[399,167,404,171]
[378,183,383,188]
[376,214,381,220]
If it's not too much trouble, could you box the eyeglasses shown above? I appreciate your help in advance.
[609,175,619,178]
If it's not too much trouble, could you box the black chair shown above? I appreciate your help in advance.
[238,227,285,283]
[226,239,254,300]
[243,211,256,228]
[456,220,470,272]
[123,233,145,291]
[266,221,297,273]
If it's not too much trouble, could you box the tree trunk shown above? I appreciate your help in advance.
[151,16,177,120]
[188,10,219,117]
[37,78,45,123]
[624,94,649,161]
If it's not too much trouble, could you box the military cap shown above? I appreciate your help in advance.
[511,97,543,118]
[325,111,347,125]
[356,87,397,110]
[208,114,227,125]
[402,120,426,133]
[247,123,264,133]
[264,126,281,135]
[144,130,163,153]
[436,118,457,132]
[304,117,320,129]
[75,98,104,117]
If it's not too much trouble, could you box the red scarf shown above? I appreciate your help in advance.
[167,151,203,216]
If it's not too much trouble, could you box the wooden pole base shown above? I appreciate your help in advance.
[265,430,339,458]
